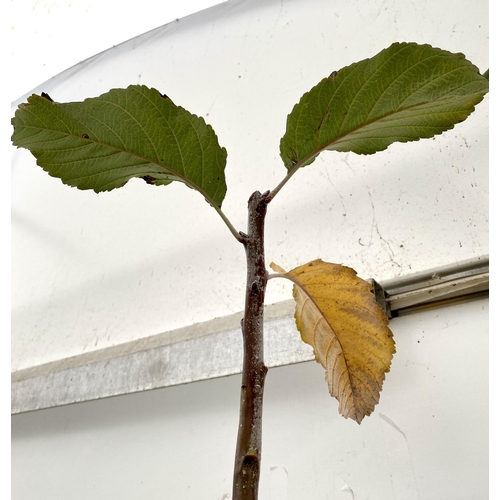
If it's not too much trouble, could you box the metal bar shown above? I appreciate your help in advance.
[382,256,488,315]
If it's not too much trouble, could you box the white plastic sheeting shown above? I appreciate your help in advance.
[11,0,488,371]
[10,0,226,101]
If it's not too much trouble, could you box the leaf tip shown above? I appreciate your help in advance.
[269,262,287,274]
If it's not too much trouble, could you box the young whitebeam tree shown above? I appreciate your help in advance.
[12,42,488,500]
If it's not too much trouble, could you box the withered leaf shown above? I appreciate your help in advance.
[270,259,395,423]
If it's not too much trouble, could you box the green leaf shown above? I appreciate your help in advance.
[280,42,489,170]
[12,85,227,207]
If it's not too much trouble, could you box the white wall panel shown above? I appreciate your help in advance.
[12,298,488,499]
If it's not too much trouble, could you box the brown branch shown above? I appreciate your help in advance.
[233,190,269,500]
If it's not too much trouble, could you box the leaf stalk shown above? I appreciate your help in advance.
[211,202,246,243]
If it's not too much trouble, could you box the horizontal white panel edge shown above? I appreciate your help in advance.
[11,256,488,414]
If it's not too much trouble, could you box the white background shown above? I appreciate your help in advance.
[10,0,491,498]
[9,0,224,102]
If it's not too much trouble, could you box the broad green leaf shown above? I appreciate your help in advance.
[280,42,489,170]
[12,85,227,207]
[271,260,395,424]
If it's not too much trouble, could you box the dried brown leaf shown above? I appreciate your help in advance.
[270,259,395,423]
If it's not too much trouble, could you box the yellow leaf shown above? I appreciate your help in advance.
[270,259,395,423]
